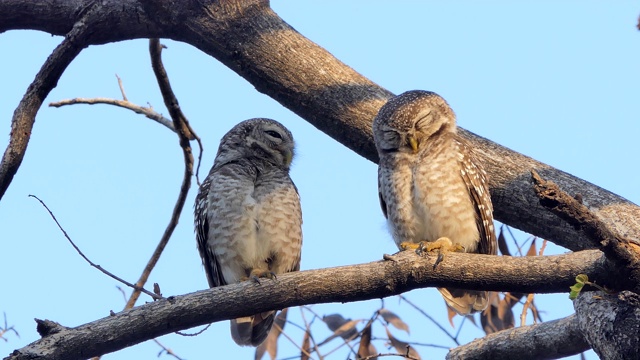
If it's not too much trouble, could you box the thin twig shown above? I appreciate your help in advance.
[115,74,128,101]
[175,324,211,337]
[398,295,459,345]
[152,339,183,360]
[50,97,176,132]
[28,195,160,300]
[120,39,196,312]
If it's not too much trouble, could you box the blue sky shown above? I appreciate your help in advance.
[1,2,638,359]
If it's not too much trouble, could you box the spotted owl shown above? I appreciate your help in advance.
[373,90,497,315]
[194,118,302,346]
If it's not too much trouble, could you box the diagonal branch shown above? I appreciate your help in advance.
[532,170,640,293]
[4,250,610,360]
[0,3,104,201]
[446,314,589,360]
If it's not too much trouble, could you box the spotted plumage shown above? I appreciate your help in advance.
[194,118,302,346]
[373,90,497,315]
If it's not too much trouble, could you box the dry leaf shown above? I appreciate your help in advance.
[357,321,376,359]
[497,226,511,256]
[378,308,410,334]
[526,238,537,257]
[320,314,359,342]
[385,328,421,360]
[255,309,288,360]
[481,294,515,334]
[447,305,456,327]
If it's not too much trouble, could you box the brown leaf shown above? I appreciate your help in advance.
[481,294,515,334]
[300,330,311,360]
[320,314,359,342]
[357,321,376,359]
[497,226,511,256]
[447,306,456,327]
[255,309,288,360]
[385,328,421,360]
[378,308,410,334]
[526,238,537,257]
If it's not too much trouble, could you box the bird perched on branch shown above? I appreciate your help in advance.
[373,90,497,315]
[194,118,302,346]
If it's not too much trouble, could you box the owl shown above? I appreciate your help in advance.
[373,90,497,315]
[194,118,302,346]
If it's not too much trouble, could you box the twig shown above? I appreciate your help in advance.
[0,313,19,342]
[152,339,183,360]
[28,194,160,300]
[175,324,211,337]
[121,39,197,312]
[115,74,128,101]
[398,295,459,345]
[50,97,176,132]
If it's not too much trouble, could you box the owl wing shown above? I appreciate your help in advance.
[194,173,227,288]
[195,161,258,287]
[457,139,497,256]
[377,167,389,220]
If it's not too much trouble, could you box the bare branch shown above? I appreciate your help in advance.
[0,3,102,200]
[5,250,610,360]
[575,290,640,360]
[28,194,160,301]
[447,315,589,360]
[118,39,198,312]
[49,97,176,132]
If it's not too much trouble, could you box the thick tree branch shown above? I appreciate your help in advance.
[574,291,640,360]
[447,314,589,360]
[5,250,606,360]
[532,170,640,293]
[1,0,638,254]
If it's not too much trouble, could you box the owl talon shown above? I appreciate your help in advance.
[243,270,277,285]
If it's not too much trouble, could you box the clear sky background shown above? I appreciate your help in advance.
[2,2,639,359]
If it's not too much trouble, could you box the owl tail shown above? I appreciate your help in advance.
[438,287,489,315]
[230,311,275,347]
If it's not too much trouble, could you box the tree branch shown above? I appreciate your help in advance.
[447,314,589,360]
[4,250,609,360]
[574,290,640,360]
[0,3,102,200]
[532,170,640,293]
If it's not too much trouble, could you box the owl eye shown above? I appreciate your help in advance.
[264,130,283,140]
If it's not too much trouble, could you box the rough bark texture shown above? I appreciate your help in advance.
[575,291,640,360]
[2,0,640,359]
[4,250,605,360]
[447,315,590,360]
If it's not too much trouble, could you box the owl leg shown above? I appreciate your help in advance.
[244,269,277,284]
[421,237,465,268]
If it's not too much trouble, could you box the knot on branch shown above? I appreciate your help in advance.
[35,319,67,337]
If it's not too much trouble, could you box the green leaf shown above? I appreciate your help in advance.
[575,274,589,284]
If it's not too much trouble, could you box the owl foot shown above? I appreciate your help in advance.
[243,270,277,285]
[399,241,422,251]
[422,237,465,268]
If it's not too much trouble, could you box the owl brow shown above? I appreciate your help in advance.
[413,110,432,127]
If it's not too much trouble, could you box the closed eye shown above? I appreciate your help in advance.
[264,130,283,139]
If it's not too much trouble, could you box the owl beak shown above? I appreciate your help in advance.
[408,136,419,153]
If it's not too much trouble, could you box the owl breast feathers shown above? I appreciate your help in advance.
[373,90,497,315]
[194,118,302,346]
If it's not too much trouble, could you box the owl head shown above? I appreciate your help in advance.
[215,118,295,170]
[373,90,456,155]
